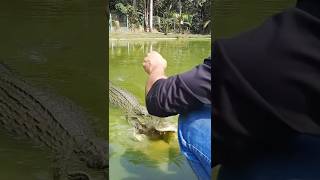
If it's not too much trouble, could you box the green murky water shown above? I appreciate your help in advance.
[109,39,210,180]
[0,0,106,179]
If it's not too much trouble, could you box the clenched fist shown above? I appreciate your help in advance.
[142,51,167,75]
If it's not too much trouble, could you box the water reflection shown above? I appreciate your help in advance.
[110,41,157,56]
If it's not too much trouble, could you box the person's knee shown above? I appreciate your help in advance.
[179,110,211,156]
[178,106,212,169]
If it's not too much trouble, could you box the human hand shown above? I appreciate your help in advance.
[142,51,167,75]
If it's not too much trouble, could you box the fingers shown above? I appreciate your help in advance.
[148,51,157,55]
[142,62,150,74]
[142,61,147,68]
[142,59,150,72]
[144,57,149,63]
[148,51,160,57]
[142,51,166,75]
[146,51,163,62]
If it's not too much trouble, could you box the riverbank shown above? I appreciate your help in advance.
[110,32,211,41]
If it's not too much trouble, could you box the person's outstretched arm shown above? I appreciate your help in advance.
[143,51,168,94]
[143,51,211,117]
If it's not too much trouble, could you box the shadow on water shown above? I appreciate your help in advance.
[119,144,192,180]
[121,143,185,168]
[122,148,160,169]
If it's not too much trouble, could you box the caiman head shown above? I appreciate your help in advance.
[56,138,108,180]
[127,109,177,141]
[84,138,108,170]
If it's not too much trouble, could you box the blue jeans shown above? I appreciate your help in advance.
[178,105,212,180]
[218,134,320,180]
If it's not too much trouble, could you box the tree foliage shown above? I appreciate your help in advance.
[110,0,210,34]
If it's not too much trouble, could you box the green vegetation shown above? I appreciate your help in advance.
[109,0,210,34]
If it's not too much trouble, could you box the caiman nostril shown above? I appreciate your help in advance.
[102,163,109,169]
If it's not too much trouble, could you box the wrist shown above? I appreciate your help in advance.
[149,67,165,76]
[146,70,167,94]
[149,68,166,82]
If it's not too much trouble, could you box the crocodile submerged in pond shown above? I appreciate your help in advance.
[109,82,177,140]
[0,64,107,180]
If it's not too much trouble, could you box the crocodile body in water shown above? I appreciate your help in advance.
[109,82,177,140]
[0,64,107,180]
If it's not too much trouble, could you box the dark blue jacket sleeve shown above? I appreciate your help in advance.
[146,58,211,117]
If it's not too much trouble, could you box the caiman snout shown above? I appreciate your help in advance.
[86,139,108,169]
[87,158,108,169]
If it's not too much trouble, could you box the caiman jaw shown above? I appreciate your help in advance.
[109,82,177,140]
[67,171,91,180]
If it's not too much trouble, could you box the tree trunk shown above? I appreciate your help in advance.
[149,0,153,32]
[179,0,182,16]
[133,0,137,7]
[144,0,149,32]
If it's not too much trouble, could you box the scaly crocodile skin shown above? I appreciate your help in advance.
[0,64,107,180]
